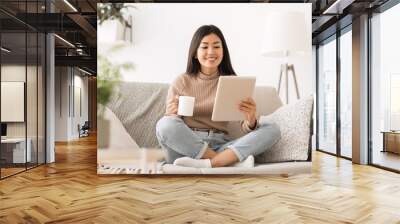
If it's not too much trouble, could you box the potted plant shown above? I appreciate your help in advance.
[98,3,135,43]
[97,3,134,148]
[97,3,134,28]
[97,51,133,149]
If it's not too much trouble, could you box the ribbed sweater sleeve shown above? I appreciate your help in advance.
[163,73,257,135]
[165,75,184,116]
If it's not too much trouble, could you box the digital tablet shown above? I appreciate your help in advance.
[211,76,256,121]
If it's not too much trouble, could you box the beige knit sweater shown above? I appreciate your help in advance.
[165,72,256,134]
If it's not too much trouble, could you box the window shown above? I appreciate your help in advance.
[317,36,337,154]
[370,2,400,171]
[390,74,400,131]
[339,28,352,158]
[316,25,353,159]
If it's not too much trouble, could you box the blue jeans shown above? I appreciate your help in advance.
[156,116,281,164]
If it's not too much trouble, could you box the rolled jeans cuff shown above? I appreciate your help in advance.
[227,145,244,162]
[195,142,209,159]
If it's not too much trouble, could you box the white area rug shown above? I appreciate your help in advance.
[97,161,165,174]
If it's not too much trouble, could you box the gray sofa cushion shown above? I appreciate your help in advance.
[107,82,168,148]
[255,96,314,163]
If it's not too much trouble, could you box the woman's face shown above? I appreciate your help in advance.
[196,33,223,74]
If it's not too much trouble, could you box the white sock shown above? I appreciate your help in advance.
[233,155,254,168]
[173,157,211,168]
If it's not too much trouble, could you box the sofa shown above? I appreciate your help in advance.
[99,81,314,175]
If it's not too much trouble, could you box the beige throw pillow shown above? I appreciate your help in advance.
[255,96,314,163]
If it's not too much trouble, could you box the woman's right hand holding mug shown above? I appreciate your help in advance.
[167,95,179,115]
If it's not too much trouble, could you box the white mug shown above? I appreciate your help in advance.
[178,96,195,117]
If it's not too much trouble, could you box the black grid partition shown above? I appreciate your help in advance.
[0,0,47,179]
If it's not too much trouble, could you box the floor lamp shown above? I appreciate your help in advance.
[278,63,300,104]
[261,12,308,104]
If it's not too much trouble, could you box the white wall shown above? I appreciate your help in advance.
[55,67,69,141]
[1,65,36,138]
[1,64,46,163]
[98,3,314,102]
[77,75,89,124]
[73,74,89,137]
[54,67,89,141]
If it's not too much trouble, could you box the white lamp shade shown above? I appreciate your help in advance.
[261,12,308,57]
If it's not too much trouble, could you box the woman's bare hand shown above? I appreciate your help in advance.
[238,97,257,128]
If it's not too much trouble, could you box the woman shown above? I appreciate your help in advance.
[156,25,280,168]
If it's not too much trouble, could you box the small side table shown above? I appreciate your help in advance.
[381,131,400,154]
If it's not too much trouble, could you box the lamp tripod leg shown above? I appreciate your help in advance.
[285,64,289,104]
[289,65,300,100]
[277,64,283,95]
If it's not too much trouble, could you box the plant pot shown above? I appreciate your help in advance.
[98,19,132,44]
[97,117,110,149]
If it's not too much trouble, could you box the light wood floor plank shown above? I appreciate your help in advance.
[0,134,399,223]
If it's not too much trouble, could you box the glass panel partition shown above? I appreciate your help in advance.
[370,3,400,171]
[339,29,352,158]
[0,1,46,179]
[317,37,337,155]
[1,31,28,178]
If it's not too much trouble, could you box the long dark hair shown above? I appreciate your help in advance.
[186,25,236,76]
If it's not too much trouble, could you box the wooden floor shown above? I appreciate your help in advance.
[1,167,26,178]
[0,135,400,223]
[1,163,45,178]
[372,150,400,171]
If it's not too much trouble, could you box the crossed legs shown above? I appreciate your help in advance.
[156,116,280,168]
[203,148,238,167]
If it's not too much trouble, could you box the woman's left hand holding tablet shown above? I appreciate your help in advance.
[238,97,257,128]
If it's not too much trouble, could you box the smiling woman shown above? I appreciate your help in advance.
[155,24,281,168]
[186,25,235,77]
[196,34,223,74]
[97,3,313,175]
